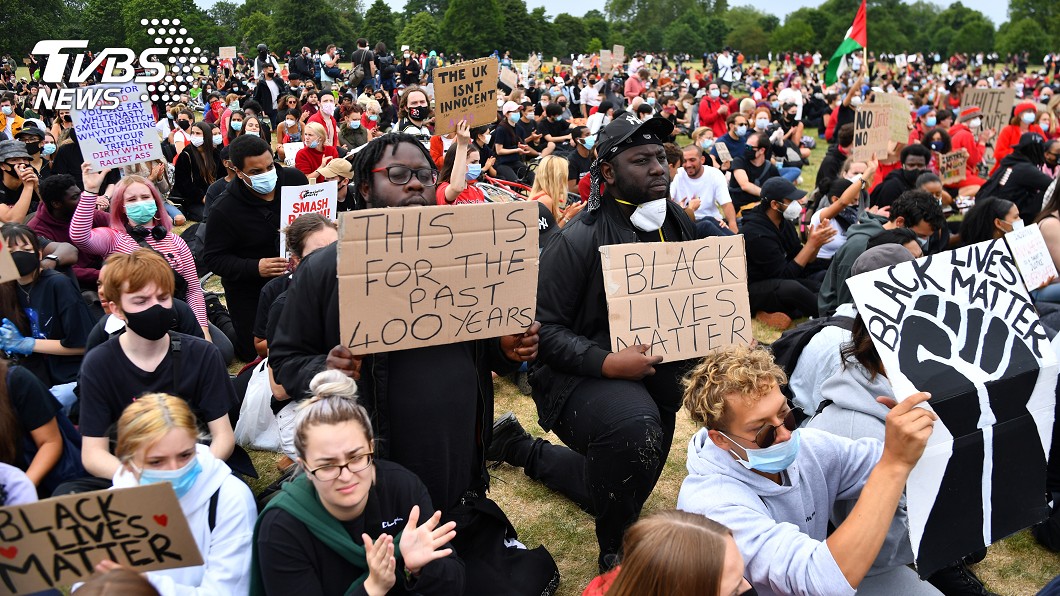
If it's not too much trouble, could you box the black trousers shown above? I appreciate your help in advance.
[518,377,676,571]
[749,269,826,318]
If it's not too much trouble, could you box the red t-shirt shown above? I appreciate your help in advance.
[436,181,485,205]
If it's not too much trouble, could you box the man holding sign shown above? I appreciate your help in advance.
[490,115,697,573]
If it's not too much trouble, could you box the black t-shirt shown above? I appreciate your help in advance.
[536,118,571,144]
[11,364,60,437]
[567,150,592,184]
[15,269,94,386]
[538,201,557,250]
[400,59,421,86]
[352,48,375,73]
[78,333,236,438]
[515,119,536,141]
[492,125,521,165]
[254,274,292,340]
[729,157,780,210]
[84,299,203,354]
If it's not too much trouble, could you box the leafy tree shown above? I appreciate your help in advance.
[208,2,241,46]
[949,19,994,54]
[703,17,731,51]
[586,37,603,54]
[663,22,698,54]
[996,18,1049,55]
[1,0,67,56]
[527,7,554,56]
[1009,0,1060,37]
[440,0,503,56]
[398,12,441,51]
[81,0,128,52]
[497,0,534,55]
[582,10,611,49]
[759,14,780,33]
[363,0,400,50]
[770,20,815,53]
[239,11,276,50]
[725,22,769,58]
[553,13,589,56]
[235,0,275,23]
[272,0,353,53]
[401,0,448,21]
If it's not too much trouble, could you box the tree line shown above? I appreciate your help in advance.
[2,0,1056,69]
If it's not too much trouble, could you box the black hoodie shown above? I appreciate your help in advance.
[869,167,921,209]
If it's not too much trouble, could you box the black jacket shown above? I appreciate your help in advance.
[815,143,847,198]
[982,153,1054,223]
[268,242,519,502]
[530,197,695,430]
[289,54,315,80]
[252,77,288,118]
[202,166,308,299]
[869,168,920,209]
[741,206,808,283]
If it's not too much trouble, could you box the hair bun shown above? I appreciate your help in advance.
[308,369,358,400]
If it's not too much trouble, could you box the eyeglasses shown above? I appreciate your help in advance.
[722,408,797,448]
[307,452,374,481]
[372,166,438,186]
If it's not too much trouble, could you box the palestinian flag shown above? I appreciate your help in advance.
[825,0,868,85]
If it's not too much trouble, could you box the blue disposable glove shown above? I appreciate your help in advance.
[0,318,34,356]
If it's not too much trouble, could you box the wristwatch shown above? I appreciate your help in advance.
[42,254,60,266]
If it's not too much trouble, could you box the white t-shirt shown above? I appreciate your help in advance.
[810,211,847,259]
[717,53,735,82]
[670,166,731,222]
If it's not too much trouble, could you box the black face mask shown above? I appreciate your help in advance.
[177,120,191,131]
[123,303,175,341]
[22,142,40,155]
[408,106,430,121]
[11,251,39,277]
[744,146,761,160]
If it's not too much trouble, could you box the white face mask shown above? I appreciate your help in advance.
[189,135,204,147]
[969,118,982,129]
[850,96,863,107]
[1008,219,1026,232]
[628,198,668,232]
[776,200,802,221]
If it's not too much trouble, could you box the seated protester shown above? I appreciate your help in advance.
[30,173,107,290]
[635,103,655,123]
[957,197,1022,247]
[710,113,750,171]
[980,133,1054,225]
[0,140,39,222]
[818,190,945,316]
[947,106,991,194]
[394,86,433,144]
[678,345,937,596]
[71,165,211,338]
[0,357,86,497]
[729,132,781,211]
[315,157,363,212]
[816,123,854,198]
[583,510,752,596]
[307,94,340,149]
[670,144,738,233]
[436,121,486,205]
[107,393,256,595]
[869,144,931,210]
[566,127,594,192]
[203,155,237,222]
[203,134,309,362]
[810,159,878,261]
[278,107,304,144]
[253,214,338,359]
[586,100,614,136]
[76,250,237,488]
[241,101,274,144]
[0,224,93,414]
[742,179,835,326]
[494,102,531,182]
[338,104,369,151]
[295,123,339,182]
[537,104,573,156]
[252,370,463,595]
[531,155,583,235]
[173,122,224,222]
[469,126,497,179]
[0,462,36,506]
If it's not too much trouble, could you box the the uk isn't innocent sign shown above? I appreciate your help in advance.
[433,57,499,136]
[337,202,538,354]
[71,82,162,172]
[0,483,202,594]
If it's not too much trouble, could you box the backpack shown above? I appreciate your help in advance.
[768,315,855,417]
[348,49,367,86]
[378,54,396,77]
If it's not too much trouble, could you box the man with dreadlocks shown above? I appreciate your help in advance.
[269,133,557,594]
[488,114,697,573]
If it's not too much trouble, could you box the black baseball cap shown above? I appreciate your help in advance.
[596,113,674,163]
[760,177,807,203]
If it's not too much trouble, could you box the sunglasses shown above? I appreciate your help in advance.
[726,408,797,448]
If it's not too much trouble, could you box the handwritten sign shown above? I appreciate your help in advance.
[433,57,499,136]
[498,66,518,91]
[281,142,303,167]
[71,83,162,172]
[280,181,338,258]
[528,55,541,74]
[0,237,18,284]
[600,235,751,361]
[600,50,613,73]
[873,93,912,144]
[713,142,732,163]
[852,104,891,161]
[338,202,538,354]
[1006,223,1058,292]
[847,239,1056,577]
[218,46,237,60]
[613,45,626,66]
[0,484,202,594]
[939,151,967,184]
[962,88,1016,136]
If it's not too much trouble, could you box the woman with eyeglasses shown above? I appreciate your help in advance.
[251,370,464,596]
[97,392,256,595]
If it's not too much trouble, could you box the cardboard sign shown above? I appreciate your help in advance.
[433,57,499,136]
[1006,223,1058,292]
[281,142,304,167]
[600,236,751,361]
[612,45,625,66]
[337,202,539,355]
[600,50,613,73]
[713,142,732,163]
[498,67,518,91]
[939,151,967,184]
[847,239,1057,578]
[71,83,163,172]
[873,93,912,144]
[851,104,891,161]
[218,46,237,60]
[527,55,541,74]
[0,483,202,594]
[280,181,339,258]
[0,238,19,284]
[895,54,908,68]
[962,88,1016,135]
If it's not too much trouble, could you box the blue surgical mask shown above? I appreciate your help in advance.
[241,167,278,194]
[735,125,748,136]
[582,136,596,150]
[710,89,720,98]
[647,97,656,106]
[42,143,56,156]
[466,163,482,180]
[1022,111,1037,124]
[351,120,361,129]
[126,200,158,225]
[137,457,202,499]
[700,139,712,149]
[368,114,379,122]
[1043,123,1051,133]
[925,116,937,127]
[308,140,319,149]
[232,121,243,131]
[212,134,223,146]
[770,101,780,109]
[723,428,801,473]
[509,112,520,124]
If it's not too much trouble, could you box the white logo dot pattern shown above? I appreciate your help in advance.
[137,18,207,103]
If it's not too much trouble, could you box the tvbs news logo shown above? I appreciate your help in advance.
[31,18,206,111]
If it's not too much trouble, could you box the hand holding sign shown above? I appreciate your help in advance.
[879,391,936,469]
[500,321,541,362]
[326,345,363,380]
[602,344,664,380]
[258,257,289,278]
[81,162,112,194]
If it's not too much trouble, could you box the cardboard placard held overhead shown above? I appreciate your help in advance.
[0,483,202,594]
[432,57,499,136]
[71,83,163,172]
[218,46,237,60]
[599,50,613,73]
[847,239,1057,578]
[498,67,518,91]
[851,103,891,162]
[962,88,1016,135]
[527,55,541,74]
[612,45,626,66]
[938,151,967,184]
[1006,223,1059,292]
[873,93,913,144]
[600,235,751,361]
[338,202,539,355]
[280,181,338,258]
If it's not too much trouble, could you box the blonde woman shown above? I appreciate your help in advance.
[531,155,583,228]
[99,393,257,595]
[295,122,338,181]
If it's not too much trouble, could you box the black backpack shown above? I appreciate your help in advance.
[768,315,855,416]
